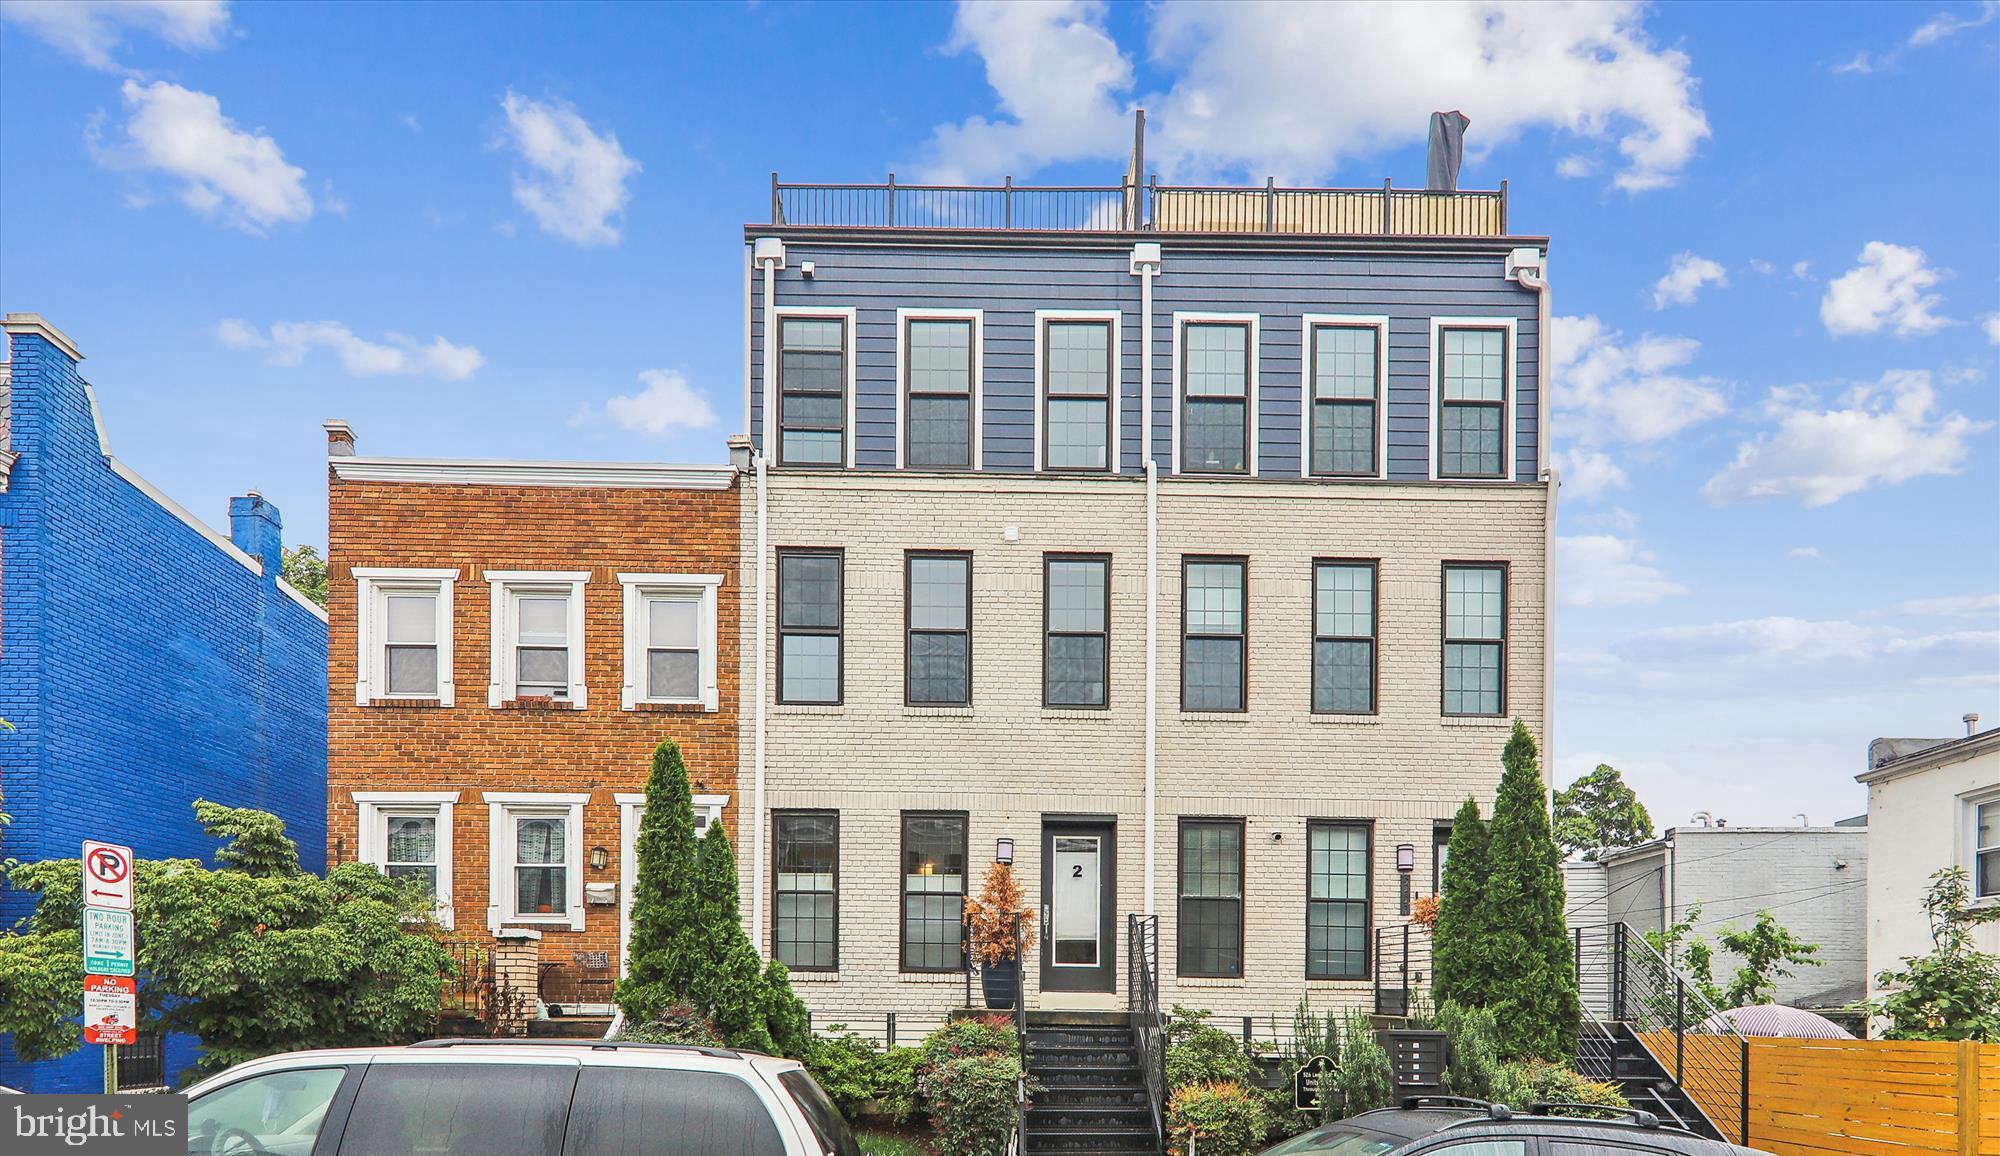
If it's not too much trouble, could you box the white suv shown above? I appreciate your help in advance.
[179,1039,862,1156]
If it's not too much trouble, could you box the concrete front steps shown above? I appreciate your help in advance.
[1024,1011,1161,1156]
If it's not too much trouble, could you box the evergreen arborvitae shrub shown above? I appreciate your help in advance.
[617,740,706,1023]
[687,822,781,1054]
[1432,795,1493,1010]
[1480,721,1581,1061]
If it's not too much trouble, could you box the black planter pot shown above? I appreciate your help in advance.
[980,956,1020,1010]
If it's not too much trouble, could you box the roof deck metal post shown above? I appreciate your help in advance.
[1264,176,1276,233]
[886,172,896,227]
[1004,175,1013,229]
[1499,179,1509,234]
[770,171,779,225]
[1382,178,1394,234]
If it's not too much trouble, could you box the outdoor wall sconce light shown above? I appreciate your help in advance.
[995,837,1015,865]
[589,845,610,871]
[1396,843,1416,915]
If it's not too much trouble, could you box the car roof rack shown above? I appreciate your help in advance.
[1399,1096,1512,1119]
[1525,1102,1664,1129]
[408,1038,743,1061]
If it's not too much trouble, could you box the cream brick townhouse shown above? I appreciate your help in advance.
[732,166,1557,1026]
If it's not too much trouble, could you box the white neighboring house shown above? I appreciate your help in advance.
[1856,724,2000,1022]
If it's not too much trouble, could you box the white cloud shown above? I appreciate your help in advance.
[1555,154,1597,179]
[1821,241,1951,337]
[1702,369,1988,507]
[1791,260,1812,280]
[1650,252,1728,309]
[1831,51,1874,74]
[1787,546,1824,561]
[94,80,311,233]
[1623,614,1993,669]
[599,369,717,436]
[498,91,640,247]
[1551,314,1728,444]
[1748,258,1775,275]
[921,0,1709,193]
[1557,534,1686,607]
[1984,314,2000,345]
[1884,593,2000,619]
[1553,447,1628,500]
[1909,1,1998,46]
[217,319,484,381]
[0,0,228,71]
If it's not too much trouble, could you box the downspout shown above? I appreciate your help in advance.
[1131,242,1162,914]
[1512,251,1556,786]
[751,237,784,949]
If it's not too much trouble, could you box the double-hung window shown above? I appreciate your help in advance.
[486,571,588,706]
[1437,325,1508,479]
[1180,320,1252,473]
[1182,557,1247,712]
[906,552,971,705]
[1306,821,1371,979]
[355,791,457,926]
[778,316,848,466]
[901,812,968,972]
[1045,554,1110,708]
[1976,799,1999,900]
[778,550,842,704]
[1313,561,1377,714]
[773,811,838,971]
[1178,819,1244,978]
[1443,564,1506,716]
[485,792,586,930]
[1307,320,1384,477]
[904,316,975,469]
[619,574,723,711]
[353,568,457,705]
[1042,317,1114,471]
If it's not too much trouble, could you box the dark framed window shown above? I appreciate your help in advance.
[565,1068,786,1156]
[778,316,847,466]
[1437,326,1507,479]
[118,1028,166,1089]
[1442,563,1506,716]
[906,318,974,469]
[1433,821,1453,895]
[906,552,971,705]
[1312,561,1377,714]
[1044,554,1110,708]
[1182,557,1247,712]
[1043,319,1113,471]
[1306,820,1371,979]
[1310,324,1381,476]
[901,812,968,972]
[1181,321,1250,473]
[778,550,842,704]
[1178,818,1244,978]
[1975,800,1998,899]
[773,811,838,971]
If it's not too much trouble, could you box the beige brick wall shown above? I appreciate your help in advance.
[738,470,1549,1025]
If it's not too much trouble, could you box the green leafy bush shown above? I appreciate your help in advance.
[1167,1081,1269,1156]
[1166,1005,1253,1089]
[1335,1009,1392,1117]
[1437,1002,1504,1101]
[914,1016,1034,1156]
[919,1014,1017,1065]
[614,1002,725,1047]
[1872,867,2000,1042]
[1494,1060,1629,1115]
[807,1031,923,1124]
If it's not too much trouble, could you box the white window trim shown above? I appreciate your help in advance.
[773,306,860,468]
[485,570,590,708]
[1299,314,1390,481]
[616,792,729,975]
[354,790,458,928]
[619,572,725,711]
[895,308,984,471]
[352,567,459,706]
[485,791,589,932]
[1966,787,2000,903]
[1426,316,1519,482]
[1171,312,1261,476]
[1033,309,1124,473]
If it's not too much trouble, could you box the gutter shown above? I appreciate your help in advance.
[1131,241,1163,915]
[751,237,784,951]
[1511,253,1558,785]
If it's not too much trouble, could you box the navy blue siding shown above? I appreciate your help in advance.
[751,242,1540,482]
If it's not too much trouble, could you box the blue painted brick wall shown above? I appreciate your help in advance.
[0,326,329,1092]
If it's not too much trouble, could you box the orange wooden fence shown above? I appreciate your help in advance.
[1663,1037,1997,1155]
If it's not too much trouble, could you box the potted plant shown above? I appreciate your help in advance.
[963,862,1037,1010]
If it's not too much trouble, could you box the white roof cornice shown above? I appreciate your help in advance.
[329,456,737,491]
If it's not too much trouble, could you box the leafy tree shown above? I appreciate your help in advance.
[0,801,450,1074]
[1433,795,1493,1010]
[1478,721,1580,1061]
[1553,764,1654,861]
[1335,1007,1393,1115]
[1642,902,1725,1020]
[617,740,705,1023]
[1872,867,2000,1042]
[280,545,329,609]
[1717,911,1820,1007]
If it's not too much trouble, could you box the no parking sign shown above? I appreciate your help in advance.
[81,840,133,911]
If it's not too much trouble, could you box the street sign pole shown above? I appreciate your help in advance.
[80,840,137,1093]
[104,1040,118,1094]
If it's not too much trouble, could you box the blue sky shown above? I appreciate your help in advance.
[3,1,1995,827]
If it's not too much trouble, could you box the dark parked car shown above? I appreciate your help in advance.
[1258,1098,1770,1155]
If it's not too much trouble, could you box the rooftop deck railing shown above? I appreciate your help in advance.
[769,173,1508,237]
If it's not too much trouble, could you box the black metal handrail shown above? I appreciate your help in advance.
[1128,913,1166,1153]
[1373,923,1435,1016]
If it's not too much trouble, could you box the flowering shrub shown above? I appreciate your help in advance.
[1168,1080,1269,1156]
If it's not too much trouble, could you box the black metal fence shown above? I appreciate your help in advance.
[1372,922,1435,1016]
[117,1029,166,1089]
[1127,913,1166,1154]
[440,938,491,1019]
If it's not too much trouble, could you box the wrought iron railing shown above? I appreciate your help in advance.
[1373,922,1435,1016]
[1127,913,1166,1154]
[440,938,492,1019]
[769,173,1510,237]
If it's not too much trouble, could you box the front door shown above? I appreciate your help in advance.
[1040,819,1116,993]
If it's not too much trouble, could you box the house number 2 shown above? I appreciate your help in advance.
[1071,865,1083,878]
